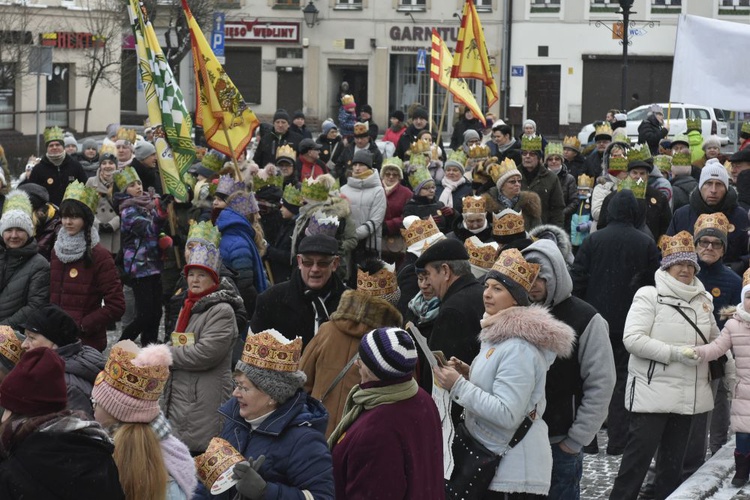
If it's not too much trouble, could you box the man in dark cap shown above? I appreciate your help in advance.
[359,104,379,141]
[296,138,328,181]
[252,108,303,168]
[290,110,312,140]
[251,234,348,348]
[395,106,445,162]
[729,147,750,185]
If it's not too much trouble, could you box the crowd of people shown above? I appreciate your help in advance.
[0,99,749,500]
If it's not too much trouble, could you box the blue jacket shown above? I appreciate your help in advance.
[195,390,334,500]
[697,258,742,329]
[216,208,268,294]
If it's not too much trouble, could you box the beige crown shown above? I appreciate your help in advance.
[195,437,245,493]
[400,216,440,248]
[490,248,540,292]
[492,209,525,236]
[357,265,399,297]
[241,330,302,372]
[658,231,696,259]
[577,174,595,189]
[462,195,486,215]
[694,212,733,237]
[563,135,581,151]
[465,236,499,269]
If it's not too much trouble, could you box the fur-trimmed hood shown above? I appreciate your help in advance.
[481,189,542,221]
[314,194,352,219]
[330,289,403,330]
[479,303,575,358]
[192,287,245,314]
[528,224,574,266]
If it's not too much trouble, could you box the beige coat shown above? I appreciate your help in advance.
[86,174,120,255]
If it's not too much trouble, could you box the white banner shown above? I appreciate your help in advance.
[671,14,750,111]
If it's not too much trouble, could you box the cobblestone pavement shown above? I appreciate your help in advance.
[580,429,619,499]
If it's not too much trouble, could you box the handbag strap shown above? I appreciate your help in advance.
[668,303,709,345]
[321,352,359,402]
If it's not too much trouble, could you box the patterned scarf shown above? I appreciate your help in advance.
[499,192,520,210]
[408,292,440,325]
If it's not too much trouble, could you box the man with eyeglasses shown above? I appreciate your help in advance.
[251,234,348,348]
[519,136,566,229]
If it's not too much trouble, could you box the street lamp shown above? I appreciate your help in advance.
[302,1,319,28]
[618,0,634,111]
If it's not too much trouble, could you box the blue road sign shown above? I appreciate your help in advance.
[416,49,427,72]
[213,12,225,33]
[511,65,524,77]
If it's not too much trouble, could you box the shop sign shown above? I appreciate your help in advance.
[225,21,299,43]
[40,32,106,49]
[389,26,459,43]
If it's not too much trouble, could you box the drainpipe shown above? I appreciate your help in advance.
[501,0,513,121]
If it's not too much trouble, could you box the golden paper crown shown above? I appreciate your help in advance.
[241,330,302,372]
[357,265,399,297]
[195,437,245,493]
[252,167,283,190]
[409,166,433,190]
[563,135,581,152]
[521,134,542,152]
[99,142,116,157]
[0,326,22,368]
[187,220,221,248]
[687,117,701,132]
[496,157,520,183]
[282,184,303,207]
[203,150,228,172]
[653,155,672,172]
[400,216,440,247]
[446,149,468,168]
[743,267,750,288]
[493,208,525,236]
[671,152,692,166]
[63,181,98,214]
[115,127,137,144]
[617,177,647,199]
[409,139,431,156]
[545,142,564,160]
[658,231,695,258]
[490,248,540,292]
[114,166,141,191]
[612,131,629,144]
[694,212,732,238]
[341,94,355,106]
[462,195,486,215]
[465,236,499,269]
[275,144,296,164]
[353,121,369,137]
[595,122,613,138]
[93,344,170,401]
[43,126,64,145]
[577,174,595,189]
[608,156,629,173]
[467,143,491,159]
[628,143,652,163]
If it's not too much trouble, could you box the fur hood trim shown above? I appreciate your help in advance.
[720,305,737,321]
[192,287,245,314]
[319,195,352,218]
[480,189,542,220]
[529,224,574,263]
[330,289,403,329]
[479,303,576,358]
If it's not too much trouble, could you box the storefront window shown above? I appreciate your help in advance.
[0,64,14,131]
[46,63,69,128]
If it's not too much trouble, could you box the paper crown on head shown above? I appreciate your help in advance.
[63,181,98,214]
[195,437,245,494]
[44,126,65,145]
[115,127,137,143]
[594,122,613,139]
[202,149,228,173]
[0,325,22,369]
[187,220,221,248]
[659,230,695,258]
[490,248,540,292]
[241,329,303,372]
[694,212,733,237]
[628,143,652,163]
[341,94,355,107]
[521,134,543,152]
[563,135,581,152]
[407,153,428,170]
[467,143,491,159]
[93,343,170,403]
[114,166,141,191]
[300,176,330,202]
[671,151,692,167]
[357,263,399,297]
[401,215,440,248]
[617,176,647,199]
[227,190,258,216]
[577,174,595,189]
[495,157,521,182]
[253,165,283,190]
[608,156,629,173]
[409,139,431,157]
[446,149,468,168]
[409,166,433,190]
[465,236,499,269]
[744,267,750,289]
[687,117,701,132]
[462,195,486,215]
[382,156,404,171]
[743,121,750,135]
[353,121,369,137]
[493,208,525,236]
[186,243,221,278]
[653,155,672,173]
[305,213,340,238]
[472,157,501,183]
[545,142,564,160]
[2,189,33,219]
[275,144,297,164]
[612,131,629,144]
[99,142,117,157]
[216,175,244,197]
[282,184,303,207]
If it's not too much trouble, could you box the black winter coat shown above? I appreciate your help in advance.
[520,164,566,228]
[57,340,105,418]
[253,129,303,168]
[449,117,483,150]
[0,239,49,331]
[637,114,669,155]
[317,134,345,166]
[403,195,454,233]
[565,153,588,179]
[131,158,162,195]
[671,175,697,212]
[583,149,604,179]
[266,216,295,284]
[395,125,447,162]
[598,185,672,242]
[28,154,87,207]
[335,142,383,181]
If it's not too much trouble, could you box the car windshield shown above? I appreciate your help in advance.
[628,108,649,121]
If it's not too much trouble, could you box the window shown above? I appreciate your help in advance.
[475,0,492,12]
[652,0,681,13]
[398,0,426,12]
[590,0,619,13]
[531,0,560,14]
[224,47,261,104]
[686,108,710,120]
[46,64,69,128]
[274,0,300,7]
[0,64,14,131]
[721,0,750,15]
[335,0,362,10]
[277,47,303,59]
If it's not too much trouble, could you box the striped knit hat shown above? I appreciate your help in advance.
[359,327,417,380]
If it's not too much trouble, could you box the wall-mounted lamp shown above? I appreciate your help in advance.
[370,38,376,49]
[303,1,319,28]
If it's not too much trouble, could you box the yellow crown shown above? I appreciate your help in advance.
[743,122,750,135]
[744,267,750,289]
[462,195,486,215]
[241,330,302,372]
[671,152,692,166]
[617,177,647,199]
[495,157,521,184]
[563,135,581,152]
[275,144,296,164]
[545,142,564,161]
[658,231,695,258]
[114,166,141,191]
[687,117,701,132]
[409,139,431,156]
[467,143,491,159]
[653,155,672,172]
[0,326,22,368]
[115,127,137,144]
[187,220,221,248]
[253,166,284,190]
[43,126,65,145]
[63,181,98,214]
[99,143,116,157]
[465,236,499,269]
[282,184,303,207]
[628,143,651,163]
[357,265,399,298]
[577,174,595,189]
[195,437,245,494]
[490,248,540,293]
[694,212,733,238]
[93,344,170,402]
[608,156,629,173]
[595,122,613,138]
[493,208,525,236]
[354,121,369,137]
[409,166,433,190]
[400,216,440,248]
[342,94,355,106]
[521,134,542,152]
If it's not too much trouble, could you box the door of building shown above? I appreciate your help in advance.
[277,67,303,113]
[527,65,561,137]
[328,64,368,120]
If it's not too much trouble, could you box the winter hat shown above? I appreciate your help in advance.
[390,110,405,122]
[649,103,664,115]
[358,327,417,380]
[134,141,156,161]
[63,136,77,148]
[16,183,49,211]
[273,109,290,123]
[19,304,80,347]
[495,158,523,190]
[106,123,120,139]
[352,149,373,168]
[0,190,35,237]
[702,136,721,151]
[361,104,373,115]
[414,237,470,269]
[659,231,700,272]
[293,110,305,120]
[522,239,564,307]
[236,329,306,404]
[92,340,172,423]
[299,138,323,155]
[699,159,730,190]
[342,94,356,111]
[523,119,537,133]
[671,134,690,148]
[0,347,67,417]
[485,248,540,307]
[299,233,339,256]
[742,268,750,302]
[0,326,22,373]
[322,119,337,135]
[381,157,404,179]
[730,148,750,163]
[82,138,98,151]
[411,106,429,121]
[99,152,117,166]
[694,212,730,251]
[463,129,480,145]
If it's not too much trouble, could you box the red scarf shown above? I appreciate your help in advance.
[175,284,219,333]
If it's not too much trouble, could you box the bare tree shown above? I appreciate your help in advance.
[0,3,36,91]
[146,0,215,72]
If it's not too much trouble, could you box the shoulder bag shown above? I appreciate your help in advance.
[669,304,727,380]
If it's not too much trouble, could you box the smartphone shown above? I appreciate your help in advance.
[432,350,447,367]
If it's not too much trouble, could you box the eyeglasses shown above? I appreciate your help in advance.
[232,380,252,393]
[521,151,535,156]
[697,239,723,250]
[300,258,336,268]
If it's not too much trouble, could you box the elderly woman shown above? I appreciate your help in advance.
[195,329,334,500]
[380,158,412,264]
[163,243,242,455]
[436,150,473,215]
[434,249,575,499]
[609,231,718,500]
[481,158,542,231]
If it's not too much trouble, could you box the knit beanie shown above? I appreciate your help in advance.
[322,119,337,135]
[411,106,429,121]
[273,109,290,123]
[0,190,35,237]
[91,340,172,423]
[358,327,417,380]
[702,136,721,150]
[235,361,306,404]
[390,110,405,122]
[16,183,49,212]
[19,304,80,347]
[523,119,537,133]
[134,141,157,161]
[0,347,67,417]
[361,104,373,115]
[699,158,730,190]
[63,136,77,148]
[82,138,98,151]
[352,149,373,168]
[463,129,480,145]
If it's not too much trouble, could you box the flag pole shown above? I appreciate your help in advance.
[429,76,434,134]
[220,122,243,179]
[436,80,452,148]
[156,152,183,268]
[667,102,672,129]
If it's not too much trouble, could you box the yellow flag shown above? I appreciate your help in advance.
[451,0,499,107]
[182,0,259,159]
[431,29,485,126]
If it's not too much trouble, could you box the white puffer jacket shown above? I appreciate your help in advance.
[623,269,719,415]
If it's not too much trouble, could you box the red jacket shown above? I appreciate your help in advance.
[50,243,125,352]
[299,157,329,181]
[383,126,407,146]
[384,183,413,236]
